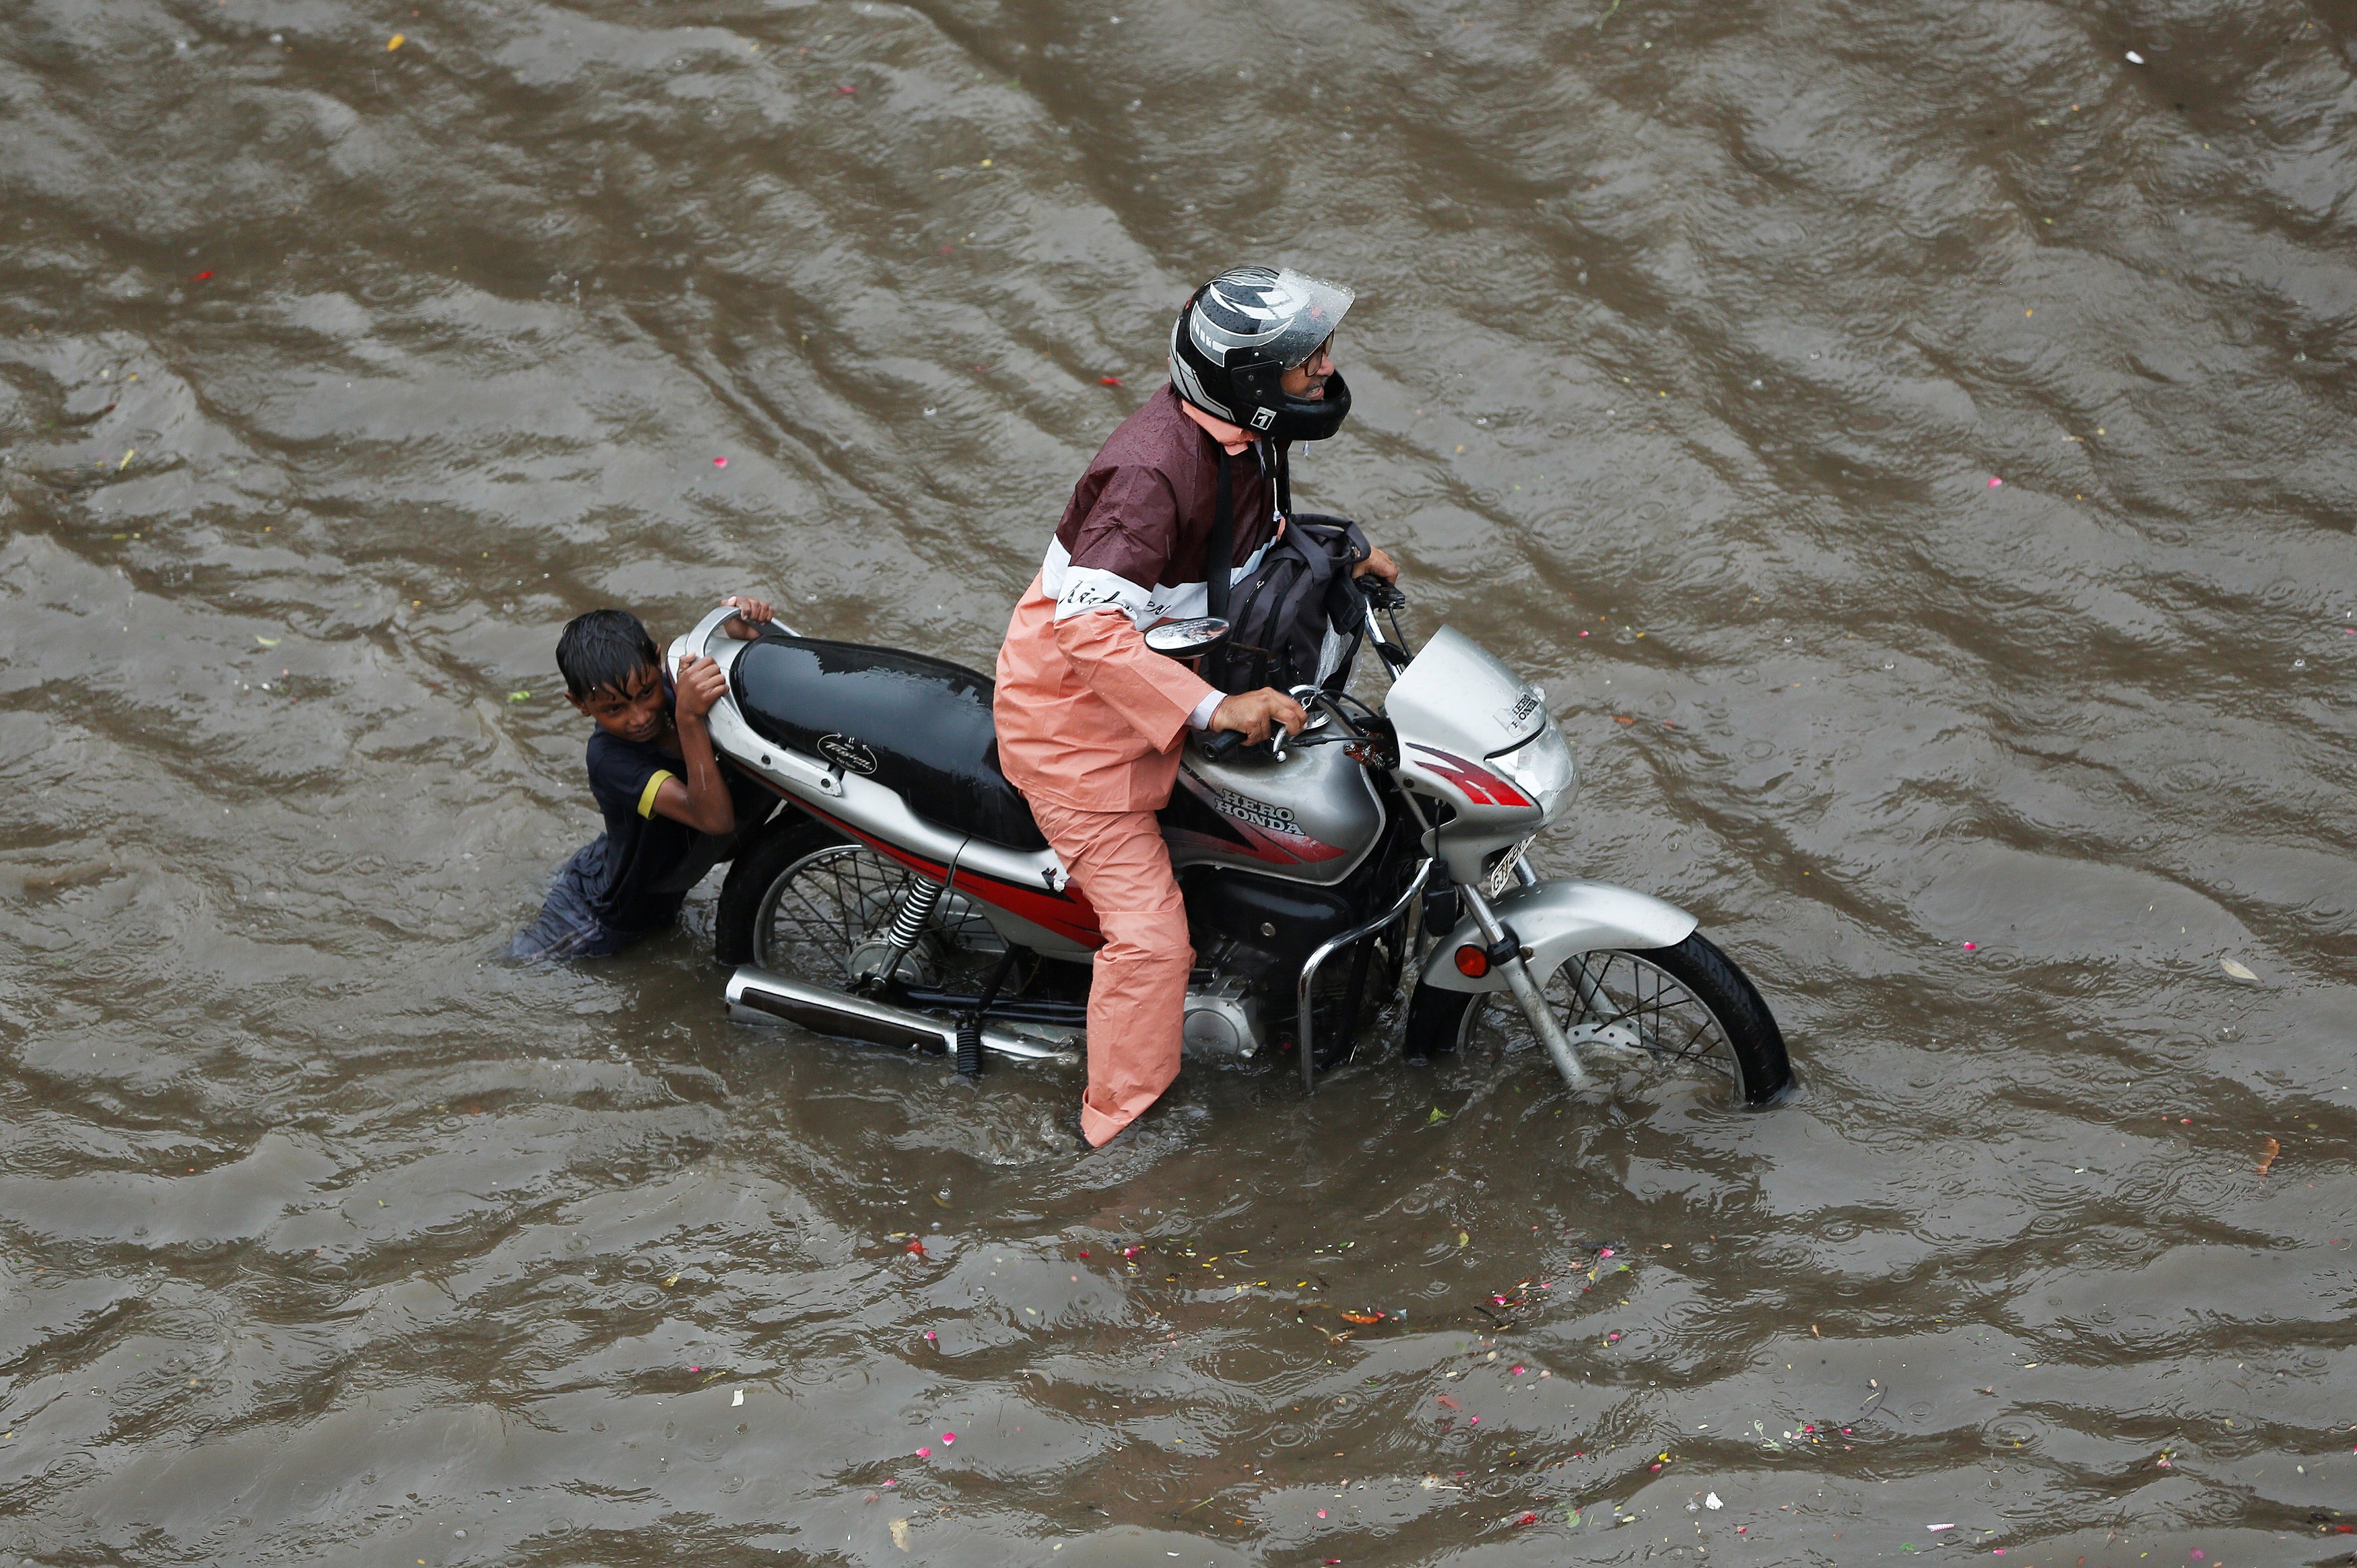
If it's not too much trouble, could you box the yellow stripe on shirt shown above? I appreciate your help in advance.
[637,769,675,819]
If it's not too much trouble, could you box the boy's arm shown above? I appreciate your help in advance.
[649,654,737,835]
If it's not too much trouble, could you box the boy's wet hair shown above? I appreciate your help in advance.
[557,609,661,699]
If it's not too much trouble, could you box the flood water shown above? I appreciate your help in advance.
[4,0,2355,1561]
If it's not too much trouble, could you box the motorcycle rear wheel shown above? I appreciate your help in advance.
[1401,932,1791,1105]
[713,813,1004,986]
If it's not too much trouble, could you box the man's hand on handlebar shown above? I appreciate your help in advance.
[1209,687,1307,747]
[1352,545,1399,583]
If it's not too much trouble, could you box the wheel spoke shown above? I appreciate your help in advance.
[754,843,1004,990]
[1500,949,1743,1096]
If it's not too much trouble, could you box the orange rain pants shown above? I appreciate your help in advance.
[997,581,1219,1149]
[1024,795,1193,1147]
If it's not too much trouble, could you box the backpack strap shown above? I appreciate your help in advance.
[1207,451,1234,622]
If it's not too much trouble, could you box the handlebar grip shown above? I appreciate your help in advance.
[1201,728,1247,762]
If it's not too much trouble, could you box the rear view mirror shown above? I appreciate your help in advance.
[1143,617,1231,659]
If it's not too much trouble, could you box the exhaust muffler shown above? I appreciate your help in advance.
[725,967,1075,1066]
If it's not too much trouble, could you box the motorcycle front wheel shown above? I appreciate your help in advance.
[1401,932,1791,1106]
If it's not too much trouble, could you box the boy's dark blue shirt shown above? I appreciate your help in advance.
[583,726,771,932]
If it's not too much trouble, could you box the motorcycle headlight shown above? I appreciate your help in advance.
[1490,720,1575,811]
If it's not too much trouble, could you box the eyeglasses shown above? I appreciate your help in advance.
[1290,333,1337,372]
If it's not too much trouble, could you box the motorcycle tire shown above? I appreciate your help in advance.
[1401,930,1791,1106]
[713,811,851,967]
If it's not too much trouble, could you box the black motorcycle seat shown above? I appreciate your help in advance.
[731,634,1049,853]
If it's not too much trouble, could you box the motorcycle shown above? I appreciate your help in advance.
[675,583,1791,1105]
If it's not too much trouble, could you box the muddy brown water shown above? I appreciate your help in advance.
[3,0,2354,1562]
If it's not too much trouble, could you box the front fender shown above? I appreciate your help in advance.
[1417,878,1699,993]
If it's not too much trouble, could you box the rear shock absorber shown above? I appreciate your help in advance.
[877,875,945,984]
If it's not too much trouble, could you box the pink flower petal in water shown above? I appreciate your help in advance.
[915,1447,931,1458]
[713,456,729,468]
[1963,942,1978,951]
[941,1432,956,1444]
[1988,477,2003,487]
[1512,1366,1525,1375]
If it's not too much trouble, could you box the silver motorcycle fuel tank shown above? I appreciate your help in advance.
[1162,732,1384,886]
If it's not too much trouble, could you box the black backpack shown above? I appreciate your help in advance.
[1203,450,1371,696]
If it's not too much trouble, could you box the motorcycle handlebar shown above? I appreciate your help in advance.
[1199,726,1290,764]
[1355,574,1407,611]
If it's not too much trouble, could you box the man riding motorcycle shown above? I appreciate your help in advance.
[993,266,1399,1148]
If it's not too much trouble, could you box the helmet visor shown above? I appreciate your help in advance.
[1263,270,1355,368]
[1192,267,1356,371]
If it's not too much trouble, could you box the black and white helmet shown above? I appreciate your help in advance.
[1168,266,1355,442]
